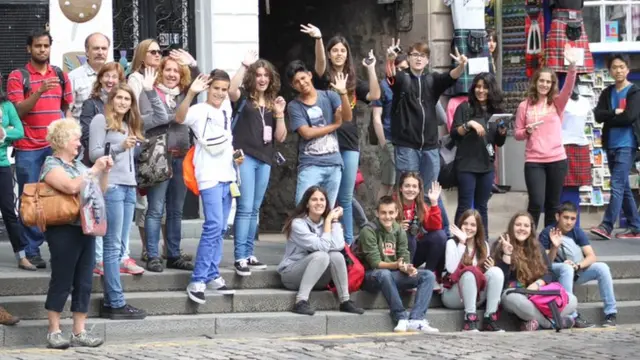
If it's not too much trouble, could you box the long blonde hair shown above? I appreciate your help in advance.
[130,39,159,74]
[103,83,145,140]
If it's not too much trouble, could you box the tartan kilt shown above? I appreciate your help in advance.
[563,144,592,187]
[545,17,594,74]
[444,29,492,96]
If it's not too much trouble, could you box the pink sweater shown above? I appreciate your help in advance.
[514,68,577,163]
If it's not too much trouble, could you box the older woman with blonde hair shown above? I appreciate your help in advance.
[41,118,112,349]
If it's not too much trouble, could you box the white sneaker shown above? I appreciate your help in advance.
[394,319,409,332]
[247,256,267,270]
[206,276,236,295]
[408,319,439,333]
[187,282,206,304]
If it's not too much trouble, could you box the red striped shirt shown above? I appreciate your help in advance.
[6,63,73,150]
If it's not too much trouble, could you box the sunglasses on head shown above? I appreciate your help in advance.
[148,49,162,56]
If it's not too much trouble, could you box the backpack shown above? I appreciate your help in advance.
[19,66,66,106]
[505,282,569,332]
[230,97,248,131]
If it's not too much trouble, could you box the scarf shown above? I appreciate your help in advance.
[100,88,109,104]
[156,83,181,110]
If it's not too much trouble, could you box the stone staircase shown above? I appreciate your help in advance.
[1,254,640,347]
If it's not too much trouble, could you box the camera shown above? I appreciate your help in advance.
[408,222,420,237]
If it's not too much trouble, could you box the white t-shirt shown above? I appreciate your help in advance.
[562,96,590,146]
[184,101,236,191]
[445,0,489,30]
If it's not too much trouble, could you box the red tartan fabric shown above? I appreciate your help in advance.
[563,144,592,186]
[545,14,594,73]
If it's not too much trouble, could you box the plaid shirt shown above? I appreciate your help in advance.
[68,62,97,120]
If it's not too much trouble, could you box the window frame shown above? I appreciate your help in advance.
[584,0,640,52]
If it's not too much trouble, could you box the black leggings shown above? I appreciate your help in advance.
[524,159,568,228]
[0,166,24,256]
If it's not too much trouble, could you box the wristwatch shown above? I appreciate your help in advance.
[463,122,470,132]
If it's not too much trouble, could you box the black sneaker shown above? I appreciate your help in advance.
[590,225,612,240]
[574,314,596,328]
[247,256,267,270]
[146,257,164,273]
[166,257,194,271]
[339,300,364,314]
[293,300,315,315]
[234,259,251,276]
[187,282,206,304]
[99,304,111,319]
[223,225,234,240]
[603,313,617,327]
[558,316,575,330]
[27,255,46,269]
[463,313,479,332]
[483,312,504,332]
[109,304,147,320]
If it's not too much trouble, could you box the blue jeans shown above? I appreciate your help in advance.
[145,157,188,259]
[394,146,450,236]
[192,182,232,284]
[234,155,271,261]
[15,147,53,257]
[363,269,435,321]
[337,150,359,245]
[103,185,136,308]
[552,262,617,317]
[455,170,494,234]
[295,165,342,206]
[602,147,640,232]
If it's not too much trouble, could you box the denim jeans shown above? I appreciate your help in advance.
[103,185,136,308]
[455,170,494,234]
[95,236,103,263]
[145,157,188,259]
[552,262,617,317]
[602,147,640,232]
[337,150,359,245]
[363,269,435,321]
[234,154,271,261]
[15,147,52,257]
[192,182,232,284]
[394,146,450,236]
[295,165,342,206]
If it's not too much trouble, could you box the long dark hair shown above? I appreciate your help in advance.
[456,209,487,266]
[395,172,427,224]
[0,87,7,104]
[468,72,504,118]
[282,186,332,239]
[325,36,356,99]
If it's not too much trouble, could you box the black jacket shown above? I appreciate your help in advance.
[593,83,640,150]
[79,97,105,166]
[390,70,456,150]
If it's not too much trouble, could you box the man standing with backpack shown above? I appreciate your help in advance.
[6,29,73,269]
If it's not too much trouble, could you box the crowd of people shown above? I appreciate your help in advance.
[0,23,633,348]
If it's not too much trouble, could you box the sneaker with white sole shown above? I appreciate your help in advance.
[70,330,103,348]
[394,319,409,332]
[47,331,70,349]
[120,258,145,275]
[408,319,439,333]
[206,276,236,295]
[247,256,267,270]
[187,282,206,304]
[234,259,251,276]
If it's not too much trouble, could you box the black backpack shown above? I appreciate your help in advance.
[18,66,66,107]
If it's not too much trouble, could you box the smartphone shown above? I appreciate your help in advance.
[233,149,244,160]
[529,120,544,127]
[274,151,286,166]
[104,143,111,157]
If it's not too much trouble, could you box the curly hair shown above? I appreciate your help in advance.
[456,209,487,266]
[155,57,192,93]
[492,212,547,286]
[325,36,356,100]
[46,118,81,152]
[91,62,125,99]
[468,72,504,117]
[526,67,559,106]
[243,59,281,111]
[395,172,427,224]
[103,83,145,140]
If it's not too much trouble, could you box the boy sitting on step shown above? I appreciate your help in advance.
[357,196,439,333]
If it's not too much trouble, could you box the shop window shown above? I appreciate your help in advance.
[584,0,640,52]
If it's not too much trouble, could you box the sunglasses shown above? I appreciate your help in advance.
[148,49,162,56]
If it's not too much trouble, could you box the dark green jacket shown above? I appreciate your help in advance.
[357,218,410,270]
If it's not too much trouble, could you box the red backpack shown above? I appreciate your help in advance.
[328,244,365,294]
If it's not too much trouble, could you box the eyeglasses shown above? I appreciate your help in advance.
[409,53,427,59]
[148,49,162,56]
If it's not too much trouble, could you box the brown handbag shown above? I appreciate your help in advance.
[20,168,81,232]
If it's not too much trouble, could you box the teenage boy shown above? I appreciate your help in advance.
[540,202,618,328]
[385,39,468,236]
[358,196,438,333]
[177,71,241,304]
[591,53,640,240]
[286,60,352,206]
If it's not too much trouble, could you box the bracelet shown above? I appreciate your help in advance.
[337,90,347,96]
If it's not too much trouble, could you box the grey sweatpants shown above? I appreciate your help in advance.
[441,266,504,315]
[501,290,578,328]
[280,251,350,303]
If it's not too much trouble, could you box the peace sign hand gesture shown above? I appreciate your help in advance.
[330,73,349,94]
[449,46,468,67]
[499,233,513,254]
[387,38,401,60]
[300,24,322,39]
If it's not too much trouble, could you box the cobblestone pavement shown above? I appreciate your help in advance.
[0,326,638,360]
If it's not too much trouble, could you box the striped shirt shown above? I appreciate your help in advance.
[68,62,97,120]
[6,63,73,150]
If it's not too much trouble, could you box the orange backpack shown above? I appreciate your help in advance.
[183,146,199,196]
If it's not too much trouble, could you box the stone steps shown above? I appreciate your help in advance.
[4,301,640,348]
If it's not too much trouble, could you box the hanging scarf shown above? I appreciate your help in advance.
[155,83,181,110]
[100,88,109,104]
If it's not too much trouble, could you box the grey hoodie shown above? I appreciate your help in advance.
[277,216,345,274]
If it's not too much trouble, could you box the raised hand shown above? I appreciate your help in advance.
[483,256,495,271]
[499,233,514,254]
[142,67,158,91]
[450,224,467,244]
[170,49,196,67]
[274,96,286,115]
[330,72,349,94]
[300,23,322,39]
[362,49,376,68]
[563,43,578,66]
[549,228,563,248]
[188,74,211,95]
[427,181,442,204]
[449,46,468,67]
[387,38,401,60]
[242,50,259,67]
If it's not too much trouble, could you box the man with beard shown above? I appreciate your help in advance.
[69,33,111,120]
[6,29,73,269]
